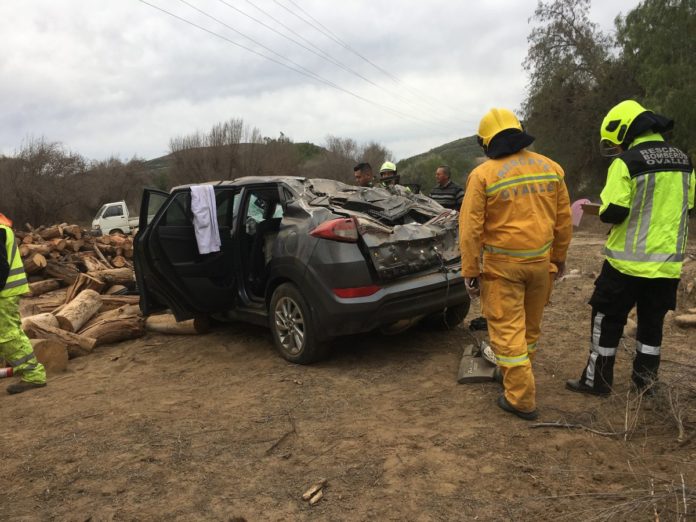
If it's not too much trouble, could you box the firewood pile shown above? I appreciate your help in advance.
[16,223,135,297]
[7,223,209,375]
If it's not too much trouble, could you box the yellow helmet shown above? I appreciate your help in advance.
[599,100,649,156]
[379,161,397,173]
[477,108,523,147]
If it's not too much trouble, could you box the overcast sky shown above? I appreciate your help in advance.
[0,0,642,163]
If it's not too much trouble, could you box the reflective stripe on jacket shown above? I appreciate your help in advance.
[0,224,29,297]
[600,133,695,279]
[458,149,572,276]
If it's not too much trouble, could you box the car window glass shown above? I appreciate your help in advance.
[146,192,168,226]
[246,194,265,223]
[104,205,123,218]
[161,192,190,226]
[232,194,241,222]
[215,190,238,228]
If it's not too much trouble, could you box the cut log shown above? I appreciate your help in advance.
[91,243,113,268]
[623,318,637,339]
[50,238,67,252]
[39,226,62,240]
[104,284,127,295]
[62,224,82,239]
[98,294,140,312]
[111,255,127,268]
[79,314,145,346]
[44,261,81,286]
[30,338,68,373]
[145,313,209,335]
[23,253,47,274]
[64,272,106,304]
[83,303,141,328]
[78,252,108,272]
[22,313,60,337]
[55,289,102,332]
[674,314,696,328]
[21,234,35,244]
[109,235,128,247]
[19,243,51,257]
[87,268,134,286]
[28,278,61,297]
[24,321,96,358]
[65,239,84,252]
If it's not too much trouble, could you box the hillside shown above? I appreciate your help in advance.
[397,135,481,193]
[141,141,324,176]
[137,136,483,195]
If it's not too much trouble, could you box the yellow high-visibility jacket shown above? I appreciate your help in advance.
[459,149,572,277]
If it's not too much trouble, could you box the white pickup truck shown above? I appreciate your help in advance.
[91,201,139,235]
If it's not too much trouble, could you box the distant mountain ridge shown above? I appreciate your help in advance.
[139,136,482,194]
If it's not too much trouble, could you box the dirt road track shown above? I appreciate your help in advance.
[2,231,695,521]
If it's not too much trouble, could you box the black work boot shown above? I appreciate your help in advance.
[496,395,539,421]
[571,352,615,396]
[7,381,47,395]
[632,352,660,392]
[565,379,610,397]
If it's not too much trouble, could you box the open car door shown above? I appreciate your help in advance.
[134,186,239,320]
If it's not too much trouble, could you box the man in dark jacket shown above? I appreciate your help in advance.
[429,165,464,210]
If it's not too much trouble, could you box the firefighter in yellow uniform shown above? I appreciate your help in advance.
[566,101,695,396]
[459,108,572,420]
[0,213,47,394]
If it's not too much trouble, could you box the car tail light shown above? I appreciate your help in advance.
[310,218,359,242]
[333,285,382,298]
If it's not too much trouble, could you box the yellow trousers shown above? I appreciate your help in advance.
[0,296,46,384]
[481,256,550,412]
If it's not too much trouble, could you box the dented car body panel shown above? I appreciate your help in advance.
[134,176,469,357]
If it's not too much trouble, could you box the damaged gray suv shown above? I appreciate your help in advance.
[134,177,470,363]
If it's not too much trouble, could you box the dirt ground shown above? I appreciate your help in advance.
[2,227,696,521]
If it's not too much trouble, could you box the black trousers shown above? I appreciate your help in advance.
[579,261,679,393]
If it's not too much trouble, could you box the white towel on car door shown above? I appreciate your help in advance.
[190,184,221,254]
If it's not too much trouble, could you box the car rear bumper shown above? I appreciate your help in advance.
[306,267,468,340]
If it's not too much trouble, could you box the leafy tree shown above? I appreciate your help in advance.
[300,136,391,184]
[616,0,696,158]
[523,0,642,198]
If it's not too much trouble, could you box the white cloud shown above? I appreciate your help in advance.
[0,0,642,161]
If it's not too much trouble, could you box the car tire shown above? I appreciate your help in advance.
[424,299,471,330]
[109,229,123,235]
[269,283,326,364]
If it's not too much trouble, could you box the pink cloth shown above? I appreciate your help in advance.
[571,198,591,226]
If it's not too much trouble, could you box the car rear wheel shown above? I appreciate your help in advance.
[269,283,326,364]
